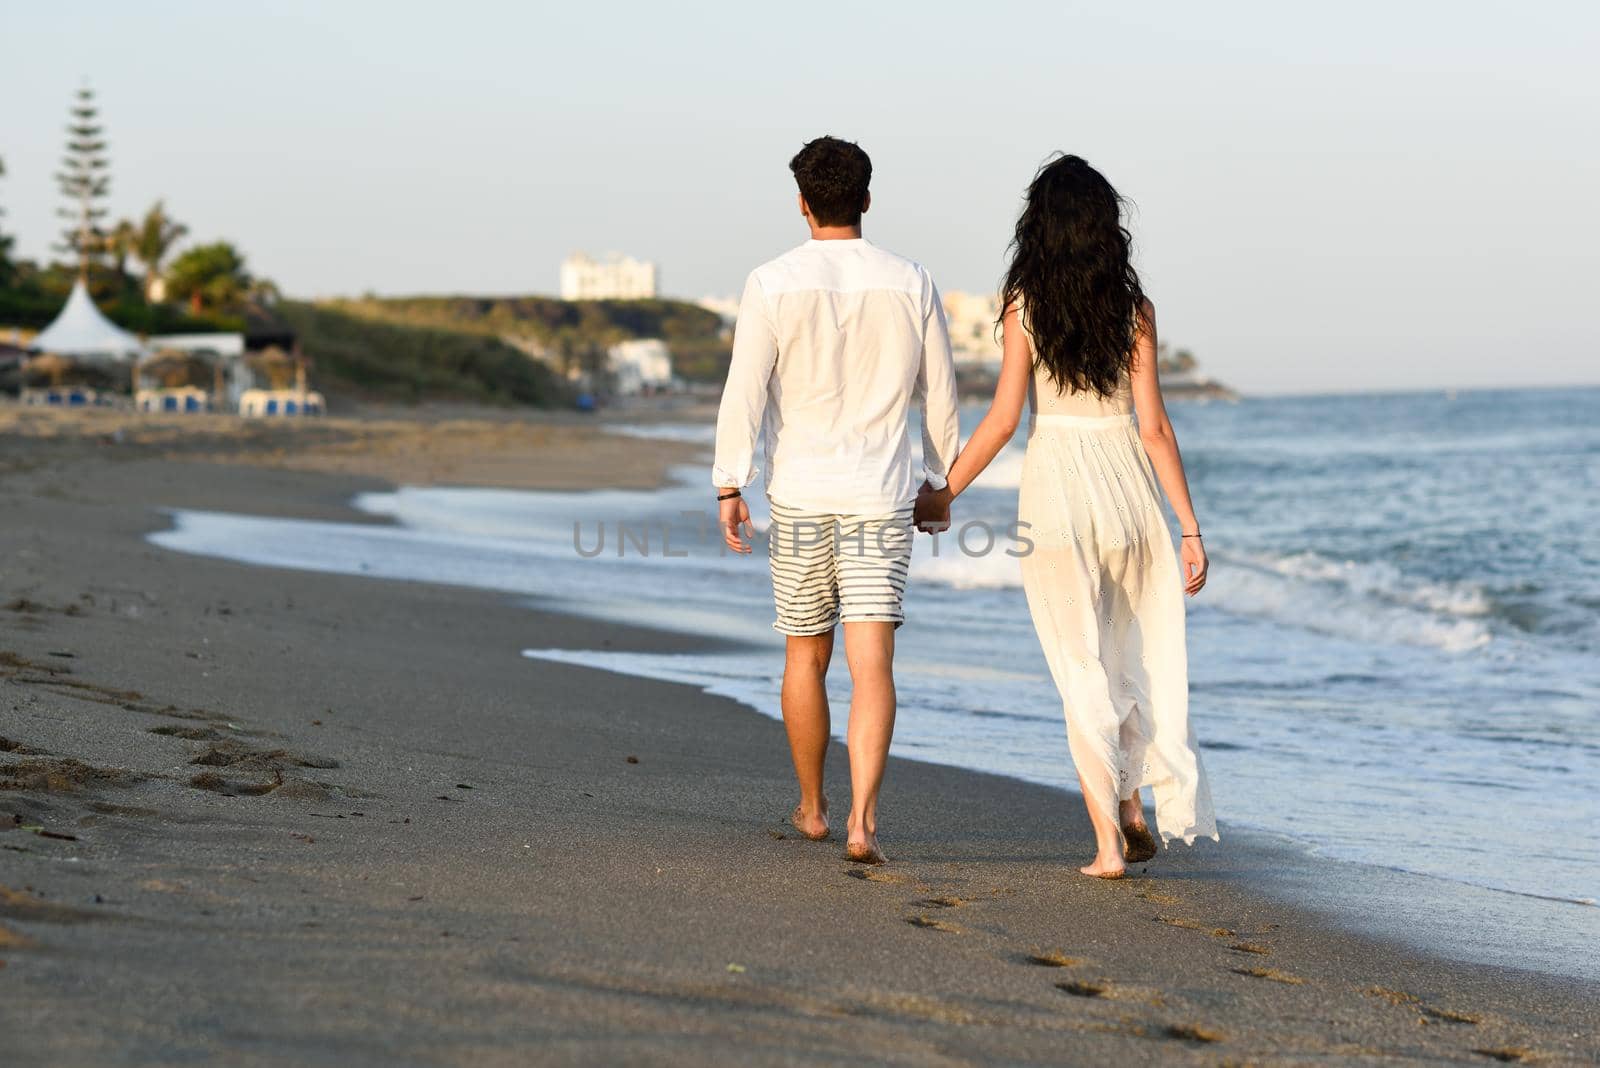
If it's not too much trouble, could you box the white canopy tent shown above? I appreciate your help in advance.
[28,279,146,363]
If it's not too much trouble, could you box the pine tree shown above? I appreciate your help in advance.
[0,155,14,282]
[55,85,112,279]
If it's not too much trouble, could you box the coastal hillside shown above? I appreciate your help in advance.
[276,301,566,406]
[317,294,731,383]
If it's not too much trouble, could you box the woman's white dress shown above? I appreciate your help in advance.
[1017,331,1217,845]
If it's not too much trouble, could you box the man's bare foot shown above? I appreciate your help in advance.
[846,836,885,865]
[790,797,830,841]
[845,816,885,864]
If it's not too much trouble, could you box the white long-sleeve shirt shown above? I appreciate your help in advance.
[712,238,961,515]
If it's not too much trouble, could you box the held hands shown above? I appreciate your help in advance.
[914,480,953,534]
[1181,534,1209,596]
[719,492,754,554]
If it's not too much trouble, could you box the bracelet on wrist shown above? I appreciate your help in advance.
[717,489,742,501]
[1181,532,1202,539]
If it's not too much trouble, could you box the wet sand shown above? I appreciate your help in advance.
[1,405,1596,1065]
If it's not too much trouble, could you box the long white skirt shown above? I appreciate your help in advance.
[1018,413,1217,846]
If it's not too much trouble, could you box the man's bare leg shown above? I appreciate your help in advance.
[782,631,834,839]
[842,621,896,863]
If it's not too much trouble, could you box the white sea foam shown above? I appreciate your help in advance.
[1239,550,1493,617]
[1208,557,1493,653]
[603,423,717,445]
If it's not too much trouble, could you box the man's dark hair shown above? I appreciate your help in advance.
[788,136,872,227]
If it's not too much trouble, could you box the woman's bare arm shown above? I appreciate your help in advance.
[948,304,1033,496]
[1129,299,1208,595]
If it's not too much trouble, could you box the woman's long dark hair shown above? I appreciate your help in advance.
[1000,154,1146,397]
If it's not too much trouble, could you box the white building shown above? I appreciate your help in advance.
[560,252,659,301]
[696,295,741,326]
[943,290,1003,364]
[606,338,674,395]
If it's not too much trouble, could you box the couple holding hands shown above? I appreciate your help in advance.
[713,136,1216,877]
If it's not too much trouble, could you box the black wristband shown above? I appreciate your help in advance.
[717,490,742,501]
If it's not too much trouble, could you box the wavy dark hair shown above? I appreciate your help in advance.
[1000,154,1146,397]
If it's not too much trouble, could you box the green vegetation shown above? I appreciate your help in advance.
[166,241,252,312]
[277,301,565,405]
[326,294,732,382]
[0,261,241,334]
[1157,343,1198,375]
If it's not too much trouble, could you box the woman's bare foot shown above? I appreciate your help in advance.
[845,816,885,864]
[790,796,830,841]
[1121,822,1157,864]
[1119,794,1157,863]
[1079,851,1126,879]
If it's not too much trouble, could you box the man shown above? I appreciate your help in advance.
[713,135,960,864]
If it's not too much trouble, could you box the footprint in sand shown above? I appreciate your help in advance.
[904,915,960,933]
[844,868,904,884]
[914,896,968,909]
[1024,950,1084,968]
[1055,979,1107,998]
[1155,915,1235,937]
[1163,1023,1224,1044]
[1230,965,1304,985]
[1135,889,1182,906]
[189,770,282,797]
[1228,941,1271,955]
[147,725,224,741]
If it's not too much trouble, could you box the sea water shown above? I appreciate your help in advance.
[150,387,1600,977]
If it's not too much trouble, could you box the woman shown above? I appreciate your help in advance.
[918,154,1218,878]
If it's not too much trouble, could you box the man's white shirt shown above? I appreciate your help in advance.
[712,238,961,515]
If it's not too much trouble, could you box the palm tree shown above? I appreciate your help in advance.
[132,200,187,303]
[108,218,137,282]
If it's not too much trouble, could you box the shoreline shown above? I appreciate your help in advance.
[2,410,1596,1064]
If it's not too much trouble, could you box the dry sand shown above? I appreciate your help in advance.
[1,404,1596,1065]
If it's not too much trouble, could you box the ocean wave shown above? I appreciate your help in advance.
[1209,553,1492,653]
[910,541,1494,653]
[1237,550,1492,617]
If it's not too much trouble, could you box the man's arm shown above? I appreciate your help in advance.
[915,273,961,494]
[712,271,777,553]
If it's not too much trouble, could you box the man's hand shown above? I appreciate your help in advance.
[914,480,953,534]
[719,492,754,554]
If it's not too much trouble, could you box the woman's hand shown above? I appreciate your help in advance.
[720,494,754,554]
[1181,536,1208,596]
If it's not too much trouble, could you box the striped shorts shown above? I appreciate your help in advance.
[767,501,914,636]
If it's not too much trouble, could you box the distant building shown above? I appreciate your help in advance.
[560,252,659,301]
[943,290,1002,364]
[607,338,674,395]
[696,295,741,326]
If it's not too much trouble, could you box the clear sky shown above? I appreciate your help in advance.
[2,1,1596,394]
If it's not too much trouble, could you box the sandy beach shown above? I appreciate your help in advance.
[2,405,1596,1066]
